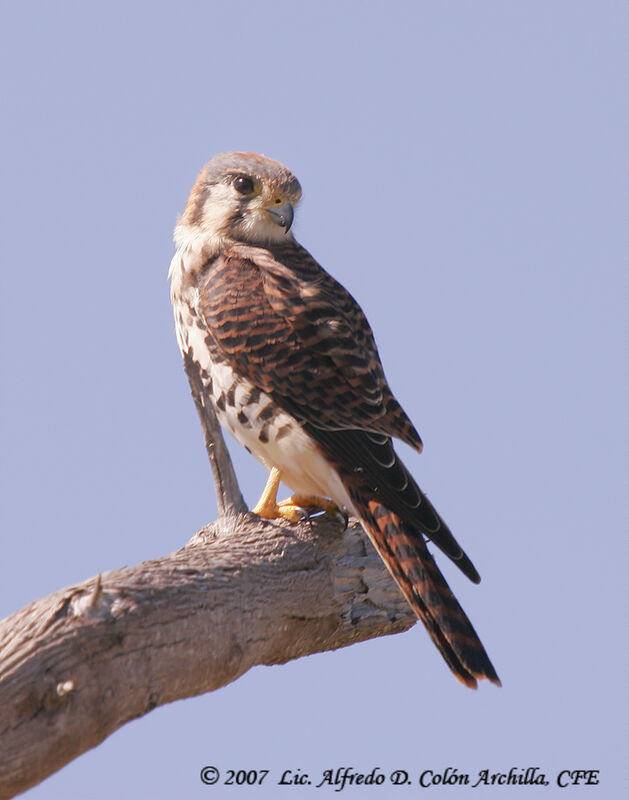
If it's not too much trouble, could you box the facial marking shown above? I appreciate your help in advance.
[178,152,302,247]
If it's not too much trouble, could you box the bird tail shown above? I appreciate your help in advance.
[348,490,501,688]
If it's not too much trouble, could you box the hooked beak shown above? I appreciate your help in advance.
[265,201,294,232]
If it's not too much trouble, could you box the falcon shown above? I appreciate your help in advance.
[169,152,500,688]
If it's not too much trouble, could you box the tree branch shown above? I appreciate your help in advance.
[0,514,415,797]
[0,379,416,797]
[183,351,247,520]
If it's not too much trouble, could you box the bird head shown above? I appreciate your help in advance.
[176,152,302,248]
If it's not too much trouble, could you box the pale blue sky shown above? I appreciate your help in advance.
[1,2,626,798]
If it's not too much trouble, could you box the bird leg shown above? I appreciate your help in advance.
[252,467,346,524]
[252,467,303,522]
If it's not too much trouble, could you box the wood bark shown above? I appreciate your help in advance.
[0,382,416,798]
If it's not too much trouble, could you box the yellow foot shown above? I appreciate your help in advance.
[280,494,343,518]
[251,468,347,526]
[253,498,306,523]
[287,495,349,528]
[252,467,303,522]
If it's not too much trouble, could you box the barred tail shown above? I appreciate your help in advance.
[350,491,501,688]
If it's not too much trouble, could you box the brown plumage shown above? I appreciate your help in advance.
[170,151,500,688]
[348,494,500,688]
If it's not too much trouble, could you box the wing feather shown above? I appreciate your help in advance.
[199,241,422,449]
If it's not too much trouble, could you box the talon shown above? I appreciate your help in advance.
[273,502,308,523]
[337,508,349,530]
[282,494,348,528]
[253,501,304,523]
[252,468,347,527]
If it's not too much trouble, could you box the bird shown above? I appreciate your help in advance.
[169,152,500,689]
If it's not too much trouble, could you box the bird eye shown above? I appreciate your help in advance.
[233,176,255,195]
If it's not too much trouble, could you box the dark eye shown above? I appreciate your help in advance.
[234,175,255,195]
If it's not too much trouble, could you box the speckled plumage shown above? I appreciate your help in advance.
[170,152,500,688]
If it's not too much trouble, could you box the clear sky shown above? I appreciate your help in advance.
[1,2,625,798]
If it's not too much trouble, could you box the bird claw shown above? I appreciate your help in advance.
[253,500,306,524]
[251,472,347,528]
[280,496,348,530]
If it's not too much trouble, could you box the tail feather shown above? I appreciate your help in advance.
[350,491,501,688]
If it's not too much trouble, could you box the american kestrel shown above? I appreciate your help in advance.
[169,152,500,688]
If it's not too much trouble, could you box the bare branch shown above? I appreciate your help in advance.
[183,351,247,519]
[0,356,417,797]
[0,514,415,798]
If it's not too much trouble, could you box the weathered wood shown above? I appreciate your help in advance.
[183,350,247,521]
[0,514,415,798]
[0,370,415,798]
